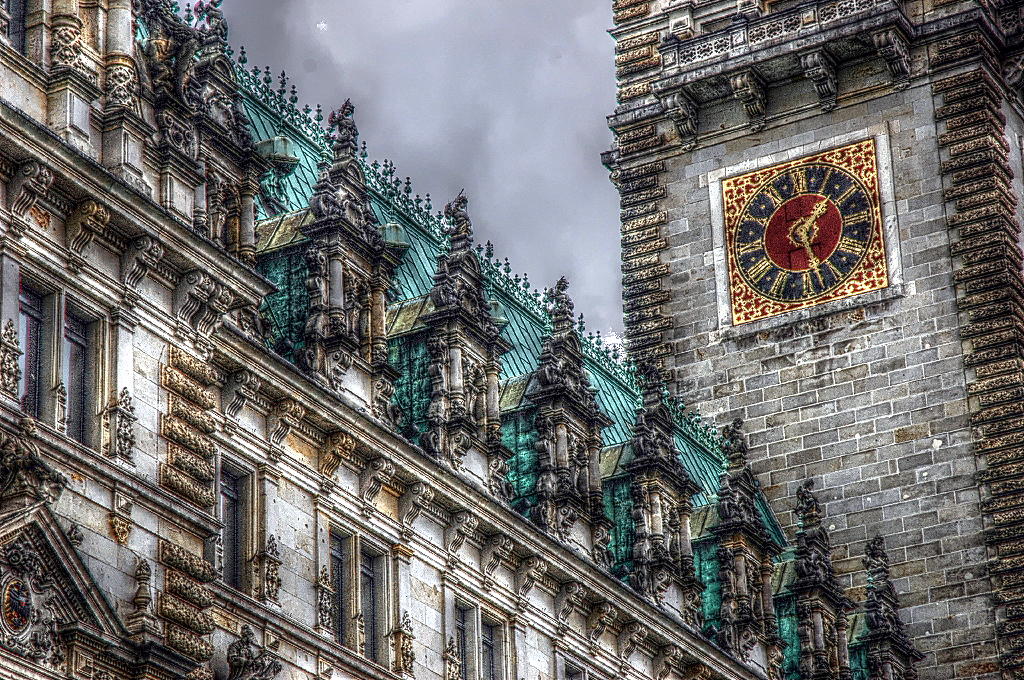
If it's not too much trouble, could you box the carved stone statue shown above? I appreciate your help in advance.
[327,100,359,160]
[0,418,67,507]
[227,624,282,680]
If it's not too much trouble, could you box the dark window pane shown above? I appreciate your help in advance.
[361,551,378,661]
[456,606,468,680]
[330,533,345,643]
[221,469,243,589]
[481,622,497,680]
[64,310,88,444]
[8,0,26,53]
[18,285,43,419]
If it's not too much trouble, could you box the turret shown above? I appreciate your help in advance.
[299,101,408,419]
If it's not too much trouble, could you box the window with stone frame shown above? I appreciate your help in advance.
[557,656,589,680]
[2,0,28,53]
[62,307,90,445]
[18,281,45,419]
[452,600,507,680]
[330,531,346,644]
[18,277,101,446]
[329,531,391,665]
[220,465,249,591]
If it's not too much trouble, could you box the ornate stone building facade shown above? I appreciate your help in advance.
[0,2,922,680]
[603,0,1024,678]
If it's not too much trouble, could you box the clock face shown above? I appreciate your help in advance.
[723,139,888,325]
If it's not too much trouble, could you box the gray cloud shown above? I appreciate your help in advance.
[227,0,623,333]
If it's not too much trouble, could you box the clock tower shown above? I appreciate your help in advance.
[604,0,1024,678]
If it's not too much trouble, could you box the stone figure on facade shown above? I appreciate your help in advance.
[0,418,67,507]
[227,625,282,680]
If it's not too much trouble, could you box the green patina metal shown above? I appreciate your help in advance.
[235,49,758,566]
[389,336,431,446]
[848,640,869,680]
[257,246,307,359]
[603,477,635,575]
[774,594,801,680]
[693,538,723,636]
[502,407,539,515]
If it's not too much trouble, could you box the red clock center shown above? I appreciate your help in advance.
[763,194,843,272]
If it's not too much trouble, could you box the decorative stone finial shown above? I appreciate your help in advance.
[327,100,359,160]
[443,191,473,249]
[795,478,821,529]
[721,418,748,470]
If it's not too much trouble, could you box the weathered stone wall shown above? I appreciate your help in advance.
[643,67,996,680]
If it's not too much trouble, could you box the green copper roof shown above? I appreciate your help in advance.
[237,52,731,496]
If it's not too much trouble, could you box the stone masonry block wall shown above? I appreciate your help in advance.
[657,79,994,679]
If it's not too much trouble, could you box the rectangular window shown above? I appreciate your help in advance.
[221,468,245,590]
[63,309,88,444]
[481,620,498,680]
[564,664,585,680]
[330,533,346,643]
[7,0,27,54]
[18,284,44,418]
[456,604,470,680]
[361,550,379,662]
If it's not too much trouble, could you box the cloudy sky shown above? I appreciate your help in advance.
[226,0,623,334]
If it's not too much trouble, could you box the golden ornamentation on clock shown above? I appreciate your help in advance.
[723,138,888,325]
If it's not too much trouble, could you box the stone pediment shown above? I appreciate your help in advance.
[0,504,126,676]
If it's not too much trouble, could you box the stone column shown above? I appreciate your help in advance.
[485,358,500,428]
[554,421,569,469]
[105,0,137,110]
[239,175,258,265]
[448,341,464,411]
[370,275,387,365]
[326,245,345,331]
[587,430,602,509]
[678,497,693,560]
[192,159,208,235]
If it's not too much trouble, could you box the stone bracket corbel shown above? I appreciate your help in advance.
[65,198,109,273]
[444,510,479,572]
[398,481,434,537]
[655,644,684,680]
[481,534,514,590]
[729,69,767,132]
[358,455,395,516]
[618,621,647,669]
[121,235,164,307]
[659,89,699,150]
[222,369,261,434]
[173,270,234,343]
[554,581,584,634]
[872,28,911,91]
[319,429,356,491]
[514,555,547,608]
[587,601,616,644]
[800,50,837,112]
[268,398,305,462]
[6,160,53,238]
